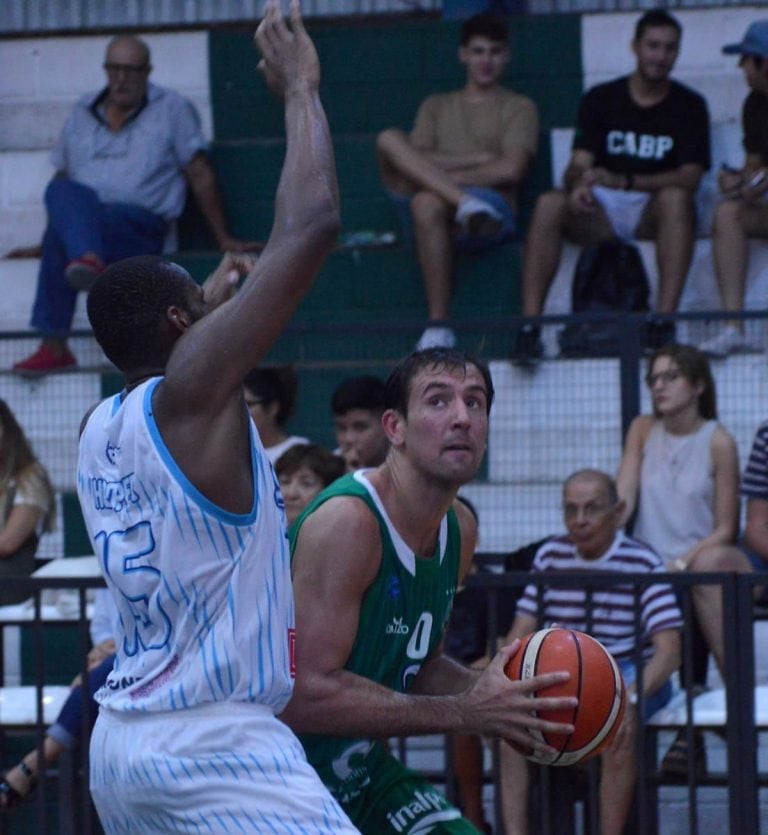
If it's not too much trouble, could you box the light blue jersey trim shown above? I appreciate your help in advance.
[142,379,260,526]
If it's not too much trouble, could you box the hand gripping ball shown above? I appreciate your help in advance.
[504,627,627,766]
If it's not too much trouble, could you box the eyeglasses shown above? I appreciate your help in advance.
[103,63,148,76]
[646,369,682,388]
[563,501,615,521]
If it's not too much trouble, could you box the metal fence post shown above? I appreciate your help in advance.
[723,574,759,834]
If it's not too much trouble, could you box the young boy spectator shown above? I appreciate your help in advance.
[513,9,710,363]
[376,12,538,351]
[331,375,390,470]
[699,21,768,358]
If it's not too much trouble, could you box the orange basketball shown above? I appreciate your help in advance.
[503,627,627,766]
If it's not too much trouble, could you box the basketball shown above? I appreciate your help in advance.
[504,627,627,766]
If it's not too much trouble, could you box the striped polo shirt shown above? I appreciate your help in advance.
[516,531,682,662]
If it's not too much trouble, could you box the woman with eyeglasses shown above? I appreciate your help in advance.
[617,342,745,776]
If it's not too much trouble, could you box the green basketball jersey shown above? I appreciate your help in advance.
[289,470,462,806]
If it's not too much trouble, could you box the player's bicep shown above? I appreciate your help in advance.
[291,499,382,680]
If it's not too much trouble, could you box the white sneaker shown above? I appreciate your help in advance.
[699,325,759,358]
[416,326,457,351]
[455,195,503,236]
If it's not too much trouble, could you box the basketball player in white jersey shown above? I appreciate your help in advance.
[76,2,358,831]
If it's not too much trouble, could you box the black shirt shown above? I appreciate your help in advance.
[572,76,710,174]
[743,90,768,162]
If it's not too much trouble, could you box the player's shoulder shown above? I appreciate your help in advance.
[297,492,380,545]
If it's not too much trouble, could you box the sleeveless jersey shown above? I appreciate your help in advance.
[289,470,462,805]
[76,377,294,714]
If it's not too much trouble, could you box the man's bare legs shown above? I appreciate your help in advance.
[499,743,530,835]
[501,733,637,835]
[514,189,613,362]
[411,190,455,321]
[377,129,469,209]
[687,545,754,676]
[451,734,489,830]
[599,725,638,835]
[701,199,768,356]
[377,128,503,347]
[637,186,695,315]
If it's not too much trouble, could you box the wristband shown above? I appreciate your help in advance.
[624,171,634,191]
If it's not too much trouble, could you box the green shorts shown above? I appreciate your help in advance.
[337,743,481,834]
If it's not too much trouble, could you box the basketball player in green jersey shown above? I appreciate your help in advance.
[284,348,577,833]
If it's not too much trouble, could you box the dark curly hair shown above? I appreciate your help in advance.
[87,255,199,372]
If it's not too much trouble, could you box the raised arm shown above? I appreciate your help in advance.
[161,0,339,409]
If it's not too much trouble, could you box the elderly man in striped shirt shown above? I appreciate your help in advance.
[500,468,682,835]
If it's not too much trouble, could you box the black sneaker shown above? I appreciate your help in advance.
[644,318,676,353]
[513,324,543,366]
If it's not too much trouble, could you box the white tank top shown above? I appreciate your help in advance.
[76,378,294,714]
[633,419,717,564]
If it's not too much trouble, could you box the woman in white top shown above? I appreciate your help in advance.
[618,344,747,772]
[0,399,55,603]
[617,344,749,675]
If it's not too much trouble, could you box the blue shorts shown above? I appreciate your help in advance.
[618,658,673,721]
[389,186,516,253]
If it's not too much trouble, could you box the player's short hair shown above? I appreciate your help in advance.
[87,255,196,372]
[274,443,345,488]
[244,366,299,426]
[460,12,509,46]
[331,376,386,416]
[646,343,717,420]
[634,9,681,41]
[384,348,494,418]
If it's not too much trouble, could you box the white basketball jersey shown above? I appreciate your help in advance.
[76,378,294,714]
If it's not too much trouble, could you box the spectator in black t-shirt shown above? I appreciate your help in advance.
[699,21,768,358]
[513,9,710,364]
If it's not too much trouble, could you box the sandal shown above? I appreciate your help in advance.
[660,730,707,779]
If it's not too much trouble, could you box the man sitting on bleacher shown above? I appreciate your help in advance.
[12,34,256,375]
[500,469,682,835]
[699,21,768,358]
[513,9,710,364]
[376,12,538,352]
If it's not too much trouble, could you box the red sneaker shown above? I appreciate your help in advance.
[65,255,105,291]
[12,344,77,375]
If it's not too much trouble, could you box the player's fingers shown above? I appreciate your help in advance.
[502,731,559,757]
[527,694,577,714]
[489,641,518,671]
[515,670,570,693]
[290,0,307,35]
[522,714,575,735]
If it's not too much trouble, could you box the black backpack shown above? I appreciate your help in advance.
[558,237,650,357]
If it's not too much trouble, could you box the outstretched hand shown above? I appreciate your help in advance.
[460,641,577,758]
[255,0,320,98]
